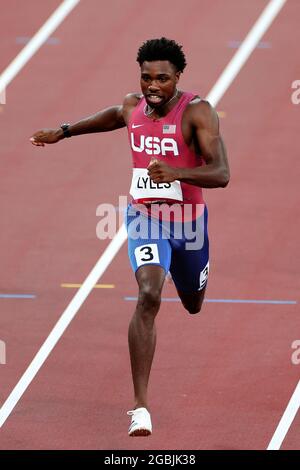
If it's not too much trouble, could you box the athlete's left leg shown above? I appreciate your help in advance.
[177,285,207,314]
[170,206,209,314]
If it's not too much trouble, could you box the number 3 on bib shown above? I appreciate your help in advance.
[134,244,160,267]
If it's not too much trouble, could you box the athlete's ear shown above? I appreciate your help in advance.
[175,71,181,83]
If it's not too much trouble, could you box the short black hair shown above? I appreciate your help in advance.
[137,37,187,73]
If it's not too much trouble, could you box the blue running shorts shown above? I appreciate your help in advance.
[126,204,209,293]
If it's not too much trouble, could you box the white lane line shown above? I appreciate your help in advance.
[0,225,128,428]
[207,0,287,106]
[267,380,300,450]
[0,0,287,428]
[0,0,80,96]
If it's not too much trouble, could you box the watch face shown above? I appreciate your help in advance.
[61,124,71,137]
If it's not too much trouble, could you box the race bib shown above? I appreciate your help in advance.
[129,168,183,203]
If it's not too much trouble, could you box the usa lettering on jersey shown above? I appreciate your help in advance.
[130,133,179,156]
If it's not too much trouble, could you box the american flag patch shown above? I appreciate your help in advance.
[163,124,176,134]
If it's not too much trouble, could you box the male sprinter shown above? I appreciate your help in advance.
[30,38,230,437]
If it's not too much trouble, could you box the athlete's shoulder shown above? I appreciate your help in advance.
[122,93,143,124]
[123,93,143,108]
[185,97,218,127]
[186,97,214,112]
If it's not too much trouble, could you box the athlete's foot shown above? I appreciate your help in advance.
[127,407,152,436]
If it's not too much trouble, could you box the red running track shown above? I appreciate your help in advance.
[0,0,299,449]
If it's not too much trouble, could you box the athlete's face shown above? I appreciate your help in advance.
[140,61,180,108]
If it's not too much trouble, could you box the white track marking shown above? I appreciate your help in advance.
[0,0,287,428]
[267,380,300,450]
[207,0,287,106]
[0,225,128,428]
[0,0,80,96]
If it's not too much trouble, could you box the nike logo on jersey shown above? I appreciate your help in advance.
[132,124,144,129]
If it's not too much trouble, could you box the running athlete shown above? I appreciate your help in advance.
[30,38,230,437]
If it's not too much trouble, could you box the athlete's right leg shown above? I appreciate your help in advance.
[128,265,165,410]
[126,205,172,434]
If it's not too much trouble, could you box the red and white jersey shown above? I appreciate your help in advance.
[127,91,205,220]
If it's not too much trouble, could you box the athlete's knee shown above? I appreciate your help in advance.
[180,290,206,315]
[137,285,161,314]
[184,302,202,315]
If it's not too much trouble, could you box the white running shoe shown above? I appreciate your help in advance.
[127,407,152,437]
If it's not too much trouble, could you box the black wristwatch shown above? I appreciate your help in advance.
[60,123,71,138]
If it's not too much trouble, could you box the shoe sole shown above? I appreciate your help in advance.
[129,428,152,437]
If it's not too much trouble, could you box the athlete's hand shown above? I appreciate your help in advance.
[30,128,63,147]
[147,159,179,183]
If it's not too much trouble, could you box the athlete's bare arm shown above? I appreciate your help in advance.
[148,100,230,188]
[30,93,140,146]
